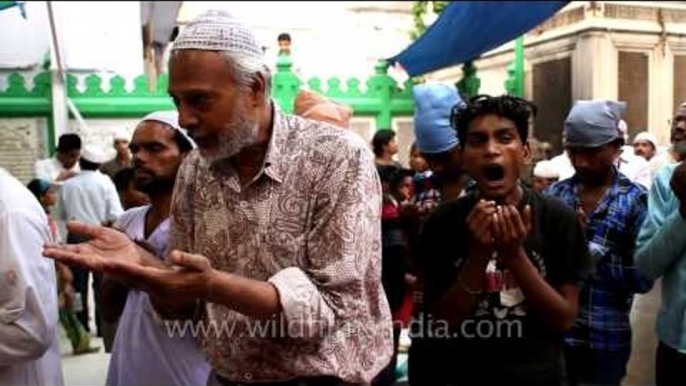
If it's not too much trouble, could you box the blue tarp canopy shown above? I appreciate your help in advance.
[389,1,569,77]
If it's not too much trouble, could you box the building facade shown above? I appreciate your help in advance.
[429,1,686,154]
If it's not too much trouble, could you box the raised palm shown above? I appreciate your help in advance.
[43,221,143,272]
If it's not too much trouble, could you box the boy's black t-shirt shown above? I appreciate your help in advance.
[414,187,592,385]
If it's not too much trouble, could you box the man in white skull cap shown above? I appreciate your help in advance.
[101,110,211,386]
[616,119,652,188]
[632,131,658,161]
[532,159,559,193]
[100,127,133,180]
[44,10,393,386]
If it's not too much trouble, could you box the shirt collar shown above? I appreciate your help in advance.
[569,166,630,215]
[261,101,288,184]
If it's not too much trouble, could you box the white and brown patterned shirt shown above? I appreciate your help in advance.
[169,106,393,384]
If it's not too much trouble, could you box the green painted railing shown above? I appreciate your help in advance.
[0,72,52,116]
[0,56,416,130]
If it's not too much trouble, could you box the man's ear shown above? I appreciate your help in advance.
[249,73,268,107]
[522,141,532,164]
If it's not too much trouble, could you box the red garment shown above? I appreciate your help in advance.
[394,292,414,327]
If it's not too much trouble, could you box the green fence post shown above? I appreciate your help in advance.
[456,61,480,98]
[514,36,524,97]
[367,60,396,129]
[503,37,524,97]
[504,62,516,96]
[272,54,301,113]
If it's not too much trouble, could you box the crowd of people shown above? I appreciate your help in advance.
[2,8,686,386]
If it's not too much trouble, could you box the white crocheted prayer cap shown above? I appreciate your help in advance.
[140,111,196,149]
[533,160,559,179]
[172,9,264,59]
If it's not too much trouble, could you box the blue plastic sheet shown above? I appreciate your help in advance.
[389,1,569,76]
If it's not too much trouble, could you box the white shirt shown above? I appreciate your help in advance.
[58,170,123,226]
[34,157,80,183]
[549,152,576,181]
[106,206,211,386]
[617,146,652,189]
[0,168,64,386]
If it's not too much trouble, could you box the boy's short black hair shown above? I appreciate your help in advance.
[389,168,413,194]
[372,129,396,157]
[26,179,51,200]
[450,95,537,145]
[277,32,291,42]
[376,165,398,184]
[57,133,82,152]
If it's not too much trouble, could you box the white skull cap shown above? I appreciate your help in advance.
[140,111,196,149]
[533,160,559,179]
[81,144,110,164]
[172,9,264,60]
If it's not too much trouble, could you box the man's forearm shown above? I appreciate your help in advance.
[433,251,489,326]
[150,269,282,321]
[205,269,282,320]
[505,248,577,332]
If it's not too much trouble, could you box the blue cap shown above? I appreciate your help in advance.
[26,179,52,199]
[412,83,463,154]
[564,100,626,148]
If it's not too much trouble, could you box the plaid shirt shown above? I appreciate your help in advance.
[544,170,653,350]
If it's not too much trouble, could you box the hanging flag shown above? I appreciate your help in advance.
[389,1,568,77]
[0,1,26,19]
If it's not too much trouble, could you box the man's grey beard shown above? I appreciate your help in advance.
[200,108,260,164]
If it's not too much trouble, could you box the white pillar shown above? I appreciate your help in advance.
[649,43,674,145]
[572,31,618,102]
[47,1,68,149]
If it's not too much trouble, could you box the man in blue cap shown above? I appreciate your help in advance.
[407,82,469,385]
[545,100,653,386]
[411,82,470,215]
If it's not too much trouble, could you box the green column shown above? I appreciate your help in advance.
[367,60,396,129]
[272,54,301,113]
[456,61,481,98]
[514,36,524,97]
[504,37,525,97]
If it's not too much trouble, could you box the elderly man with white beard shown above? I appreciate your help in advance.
[43,10,393,386]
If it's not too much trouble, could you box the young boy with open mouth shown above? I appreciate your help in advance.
[416,95,592,385]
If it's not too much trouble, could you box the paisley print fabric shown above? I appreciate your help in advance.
[169,107,393,384]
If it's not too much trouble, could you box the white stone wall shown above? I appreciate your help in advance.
[0,118,48,184]
[0,117,139,184]
[393,116,415,168]
[68,118,140,160]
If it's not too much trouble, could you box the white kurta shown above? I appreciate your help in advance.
[0,168,64,386]
[106,206,211,386]
[58,170,123,226]
[34,157,80,183]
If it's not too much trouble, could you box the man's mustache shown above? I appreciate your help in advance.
[133,166,156,176]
